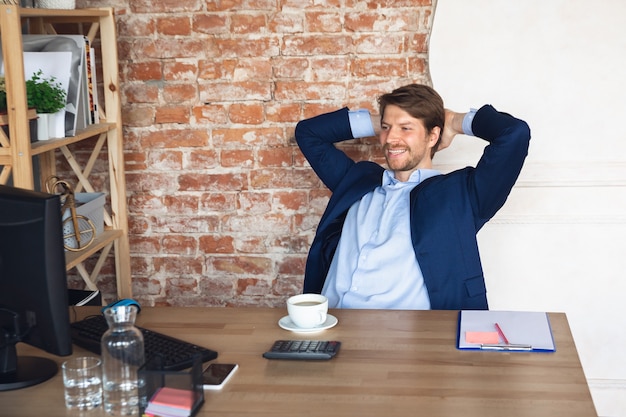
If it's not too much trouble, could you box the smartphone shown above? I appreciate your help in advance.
[202,363,238,390]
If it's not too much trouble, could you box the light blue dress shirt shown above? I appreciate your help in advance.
[321,108,476,310]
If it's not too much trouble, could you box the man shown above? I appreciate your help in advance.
[295,84,530,310]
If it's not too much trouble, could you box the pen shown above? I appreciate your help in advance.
[494,322,509,344]
[480,343,533,351]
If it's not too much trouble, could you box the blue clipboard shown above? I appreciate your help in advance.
[457,310,556,352]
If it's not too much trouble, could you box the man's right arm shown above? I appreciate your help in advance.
[295,108,370,192]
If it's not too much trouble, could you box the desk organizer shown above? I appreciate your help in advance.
[138,355,205,417]
[61,192,105,248]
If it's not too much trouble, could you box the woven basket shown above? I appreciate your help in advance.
[35,0,75,9]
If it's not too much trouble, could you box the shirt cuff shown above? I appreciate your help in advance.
[348,109,375,138]
[462,108,478,136]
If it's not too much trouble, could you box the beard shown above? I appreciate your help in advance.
[383,145,425,173]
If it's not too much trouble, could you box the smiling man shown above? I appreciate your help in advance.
[295,84,531,310]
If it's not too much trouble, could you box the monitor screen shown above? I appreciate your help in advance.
[0,184,72,391]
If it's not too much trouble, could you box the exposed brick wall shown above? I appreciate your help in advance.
[75,0,436,306]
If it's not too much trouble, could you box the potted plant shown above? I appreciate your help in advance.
[0,76,7,113]
[0,76,39,143]
[26,70,67,140]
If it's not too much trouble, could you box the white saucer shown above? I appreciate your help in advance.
[278,314,338,333]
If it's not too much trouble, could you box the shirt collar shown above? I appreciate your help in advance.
[383,169,441,186]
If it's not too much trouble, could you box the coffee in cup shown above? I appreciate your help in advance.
[287,293,328,328]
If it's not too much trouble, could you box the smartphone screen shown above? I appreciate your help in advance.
[202,363,238,390]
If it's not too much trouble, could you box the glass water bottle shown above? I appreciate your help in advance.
[101,305,145,415]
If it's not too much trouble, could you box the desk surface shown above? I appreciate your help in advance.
[2,307,597,417]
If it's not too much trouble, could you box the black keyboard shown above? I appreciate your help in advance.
[262,340,341,360]
[70,315,218,371]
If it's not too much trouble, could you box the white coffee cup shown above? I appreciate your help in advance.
[287,293,328,329]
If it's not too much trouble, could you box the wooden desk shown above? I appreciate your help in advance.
[1,307,597,417]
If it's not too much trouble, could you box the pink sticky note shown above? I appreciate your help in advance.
[465,331,500,344]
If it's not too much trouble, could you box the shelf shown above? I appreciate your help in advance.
[19,6,110,19]
[0,5,132,300]
[65,228,122,270]
[30,123,115,156]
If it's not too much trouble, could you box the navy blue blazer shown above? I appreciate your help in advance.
[295,104,531,310]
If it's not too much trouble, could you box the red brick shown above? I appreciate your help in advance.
[282,34,354,56]
[277,255,307,275]
[187,149,219,170]
[130,0,203,13]
[268,12,303,33]
[192,104,229,124]
[141,129,208,148]
[199,81,271,102]
[146,149,183,171]
[221,149,254,168]
[135,38,208,60]
[157,215,220,234]
[179,173,247,192]
[238,191,272,213]
[123,106,155,127]
[305,12,342,32]
[118,15,156,37]
[214,37,280,58]
[129,236,161,254]
[352,58,408,77]
[237,278,270,296]
[257,147,293,167]
[163,84,197,102]
[229,103,264,124]
[165,277,199,297]
[213,127,283,147]
[164,62,198,81]
[250,168,320,190]
[212,256,273,275]
[274,81,346,101]
[126,62,162,81]
[163,194,200,215]
[155,256,204,274]
[235,236,268,253]
[273,190,308,211]
[157,16,192,36]
[265,102,301,123]
[200,193,238,213]
[230,14,266,34]
[193,14,228,34]
[199,235,235,254]
[123,84,159,103]
[155,106,190,124]
[162,235,198,254]
[222,213,292,234]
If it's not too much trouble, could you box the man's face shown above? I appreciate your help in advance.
[379,104,440,182]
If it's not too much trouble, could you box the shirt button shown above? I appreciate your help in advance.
[351,286,358,292]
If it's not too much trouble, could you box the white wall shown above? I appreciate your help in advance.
[429,1,626,416]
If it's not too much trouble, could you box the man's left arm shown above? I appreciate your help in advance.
[464,105,531,221]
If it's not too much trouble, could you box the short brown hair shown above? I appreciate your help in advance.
[378,84,445,157]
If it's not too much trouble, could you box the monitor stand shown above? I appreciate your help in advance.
[0,330,58,391]
[0,355,58,391]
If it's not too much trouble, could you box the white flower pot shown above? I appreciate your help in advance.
[48,109,66,138]
[36,113,50,141]
[37,110,65,140]
[35,0,75,9]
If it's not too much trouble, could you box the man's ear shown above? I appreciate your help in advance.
[429,126,443,159]
[429,126,441,147]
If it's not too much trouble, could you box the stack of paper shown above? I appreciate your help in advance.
[144,387,197,417]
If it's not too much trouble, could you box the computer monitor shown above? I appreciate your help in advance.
[0,184,72,391]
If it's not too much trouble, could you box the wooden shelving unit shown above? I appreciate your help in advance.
[0,5,131,299]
